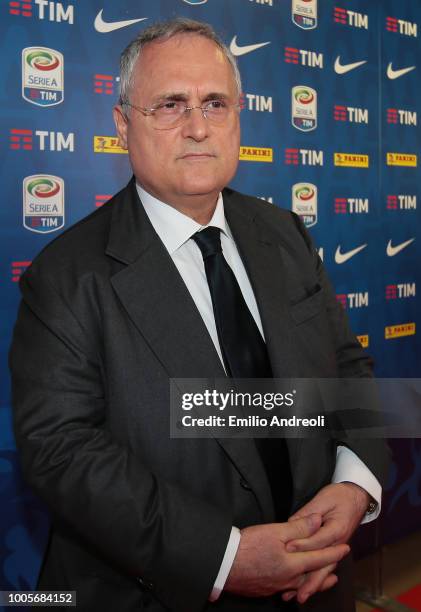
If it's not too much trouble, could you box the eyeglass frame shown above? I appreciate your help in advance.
[119,98,241,129]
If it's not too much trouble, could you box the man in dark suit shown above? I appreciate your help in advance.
[10,18,388,612]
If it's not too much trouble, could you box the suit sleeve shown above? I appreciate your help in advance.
[291,212,391,489]
[9,263,232,612]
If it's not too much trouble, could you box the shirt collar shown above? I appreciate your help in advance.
[136,183,232,255]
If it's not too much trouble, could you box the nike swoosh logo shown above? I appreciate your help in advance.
[386,238,415,256]
[335,244,367,264]
[334,56,367,75]
[229,36,271,57]
[387,63,416,80]
[94,9,148,33]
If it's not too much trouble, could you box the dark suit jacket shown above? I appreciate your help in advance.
[10,179,388,612]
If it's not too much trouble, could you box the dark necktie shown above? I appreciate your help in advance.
[192,227,292,520]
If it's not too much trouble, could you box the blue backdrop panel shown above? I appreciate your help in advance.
[1,0,420,599]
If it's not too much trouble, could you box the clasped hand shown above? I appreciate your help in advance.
[225,482,369,603]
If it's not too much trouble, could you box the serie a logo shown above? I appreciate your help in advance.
[292,183,318,228]
[292,0,318,30]
[22,47,64,107]
[23,175,65,233]
[292,86,317,131]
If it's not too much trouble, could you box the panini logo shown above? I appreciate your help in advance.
[386,108,417,125]
[10,0,74,23]
[334,153,369,168]
[94,136,127,154]
[22,47,64,107]
[334,6,368,29]
[292,183,317,228]
[385,322,416,339]
[386,283,416,300]
[11,260,31,283]
[240,93,272,112]
[239,146,273,162]
[23,174,64,233]
[386,195,416,210]
[284,47,323,68]
[387,152,417,167]
[334,105,368,124]
[357,334,369,348]
[95,194,112,208]
[292,0,317,30]
[285,148,323,166]
[386,17,417,37]
[334,197,369,214]
[292,86,317,131]
[336,292,369,309]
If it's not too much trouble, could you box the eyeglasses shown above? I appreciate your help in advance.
[121,98,240,130]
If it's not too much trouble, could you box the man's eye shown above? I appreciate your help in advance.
[208,100,226,109]
[158,101,180,112]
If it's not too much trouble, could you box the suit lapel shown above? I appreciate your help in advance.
[105,181,274,519]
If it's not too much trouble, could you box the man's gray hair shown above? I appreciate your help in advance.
[118,18,242,114]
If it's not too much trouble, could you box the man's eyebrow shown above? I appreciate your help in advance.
[149,91,231,105]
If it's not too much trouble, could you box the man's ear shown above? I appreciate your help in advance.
[113,105,128,149]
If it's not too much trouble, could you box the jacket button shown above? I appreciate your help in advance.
[240,478,252,491]
[137,577,154,591]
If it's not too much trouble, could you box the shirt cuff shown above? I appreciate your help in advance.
[209,526,241,602]
[332,445,382,524]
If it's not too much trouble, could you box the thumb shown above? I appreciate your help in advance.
[279,513,322,543]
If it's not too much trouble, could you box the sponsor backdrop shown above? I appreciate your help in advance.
[0,0,420,599]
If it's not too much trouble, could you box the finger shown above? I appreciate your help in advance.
[282,590,297,602]
[320,573,338,592]
[291,543,349,575]
[295,564,337,603]
[296,574,338,604]
[286,519,339,552]
[279,513,322,543]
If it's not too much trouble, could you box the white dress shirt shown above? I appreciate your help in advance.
[136,183,382,601]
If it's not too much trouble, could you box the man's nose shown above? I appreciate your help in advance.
[181,106,210,141]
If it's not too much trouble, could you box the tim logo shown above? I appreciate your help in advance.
[10,0,74,23]
[334,105,368,124]
[22,47,64,107]
[334,7,368,29]
[284,47,323,68]
[292,0,317,30]
[11,261,31,282]
[386,17,417,37]
[387,195,417,210]
[386,283,416,300]
[285,148,323,166]
[336,292,369,309]
[240,93,272,112]
[9,129,33,150]
[387,108,417,125]
[292,86,317,131]
[9,129,74,152]
[334,197,369,214]
[94,74,117,95]
[95,194,112,207]
[23,175,65,233]
[292,183,317,228]
[249,0,273,5]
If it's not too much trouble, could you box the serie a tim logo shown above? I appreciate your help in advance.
[23,175,65,233]
[22,47,64,107]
